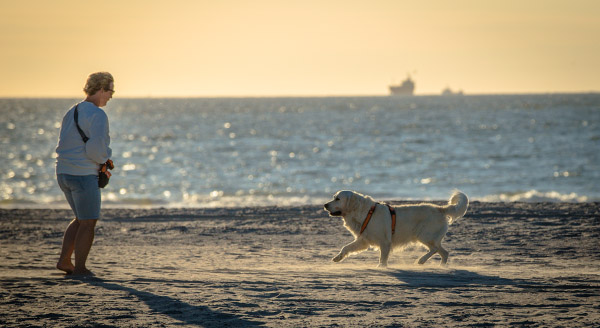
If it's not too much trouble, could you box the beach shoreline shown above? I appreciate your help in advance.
[1,202,599,327]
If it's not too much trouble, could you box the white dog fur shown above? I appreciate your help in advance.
[324,190,468,267]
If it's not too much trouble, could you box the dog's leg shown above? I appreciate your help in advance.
[378,243,391,268]
[417,250,436,265]
[417,243,438,265]
[437,245,449,265]
[333,239,369,262]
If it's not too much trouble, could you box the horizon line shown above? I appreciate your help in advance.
[1,91,599,99]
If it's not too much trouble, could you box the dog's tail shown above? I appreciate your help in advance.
[442,190,469,224]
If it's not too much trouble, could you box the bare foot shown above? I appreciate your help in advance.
[56,260,74,275]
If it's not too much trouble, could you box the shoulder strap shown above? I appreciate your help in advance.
[387,204,396,235]
[360,205,377,235]
[73,105,89,143]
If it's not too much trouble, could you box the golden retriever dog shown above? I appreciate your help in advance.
[324,190,468,267]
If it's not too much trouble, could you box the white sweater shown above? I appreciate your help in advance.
[55,101,112,176]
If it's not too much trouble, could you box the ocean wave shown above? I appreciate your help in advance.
[476,190,594,202]
[2,190,596,209]
[0,194,331,209]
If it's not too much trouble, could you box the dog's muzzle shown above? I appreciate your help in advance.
[324,204,342,216]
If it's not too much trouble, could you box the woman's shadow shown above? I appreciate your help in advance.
[79,277,263,327]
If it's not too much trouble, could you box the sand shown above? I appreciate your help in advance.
[1,202,599,327]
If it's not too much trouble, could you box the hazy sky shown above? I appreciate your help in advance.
[1,0,599,97]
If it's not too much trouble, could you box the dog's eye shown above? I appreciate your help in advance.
[335,198,340,201]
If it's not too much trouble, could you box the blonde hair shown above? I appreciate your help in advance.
[83,72,114,96]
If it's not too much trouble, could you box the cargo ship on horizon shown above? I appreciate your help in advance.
[389,76,415,96]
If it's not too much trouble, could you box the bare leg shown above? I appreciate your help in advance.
[57,219,79,274]
[72,219,97,275]
[333,239,369,262]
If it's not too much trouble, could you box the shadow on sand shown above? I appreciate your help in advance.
[80,277,263,327]
[383,268,537,288]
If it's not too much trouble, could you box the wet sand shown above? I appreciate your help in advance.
[1,202,599,327]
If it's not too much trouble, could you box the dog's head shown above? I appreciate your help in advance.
[324,190,373,217]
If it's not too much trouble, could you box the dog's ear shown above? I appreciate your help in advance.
[346,191,368,213]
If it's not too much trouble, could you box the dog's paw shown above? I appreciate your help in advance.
[332,254,344,262]
[377,263,388,269]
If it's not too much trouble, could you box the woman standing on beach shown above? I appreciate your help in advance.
[55,72,115,275]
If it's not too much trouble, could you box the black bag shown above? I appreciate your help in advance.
[98,171,109,188]
[97,159,114,188]
[74,105,113,188]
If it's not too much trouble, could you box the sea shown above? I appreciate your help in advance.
[1,94,599,208]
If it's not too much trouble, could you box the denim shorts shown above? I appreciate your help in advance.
[57,174,101,220]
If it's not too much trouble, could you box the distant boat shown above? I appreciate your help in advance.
[441,87,464,96]
[389,76,415,96]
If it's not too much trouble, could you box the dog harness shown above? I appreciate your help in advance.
[360,204,396,235]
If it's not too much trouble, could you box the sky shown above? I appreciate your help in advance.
[1,0,599,97]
